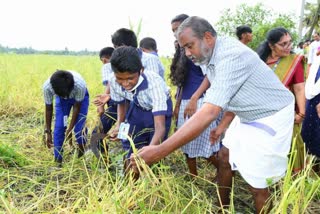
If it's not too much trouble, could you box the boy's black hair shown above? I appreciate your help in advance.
[50,70,74,98]
[111,28,138,48]
[99,47,114,59]
[110,46,142,74]
[236,25,252,40]
[139,37,157,51]
[171,14,189,24]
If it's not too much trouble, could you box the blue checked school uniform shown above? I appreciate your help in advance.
[43,71,89,161]
[53,91,89,161]
[92,63,117,154]
[177,59,221,158]
[110,72,172,158]
[100,63,118,134]
[138,49,165,79]
[98,48,164,141]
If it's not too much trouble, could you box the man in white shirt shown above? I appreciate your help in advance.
[307,32,320,73]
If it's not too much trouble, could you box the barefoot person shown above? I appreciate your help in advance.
[130,16,294,213]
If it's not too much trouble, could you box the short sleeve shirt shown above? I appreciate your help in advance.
[204,37,294,122]
[43,70,87,105]
[110,71,170,115]
[141,51,165,79]
[101,63,112,86]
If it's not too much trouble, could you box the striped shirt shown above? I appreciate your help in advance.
[101,49,165,85]
[204,37,294,122]
[110,71,170,115]
[141,51,165,79]
[43,70,87,105]
[101,63,112,86]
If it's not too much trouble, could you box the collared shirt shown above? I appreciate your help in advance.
[101,49,165,85]
[141,51,165,79]
[101,63,112,86]
[110,71,170,115]
[43,70,87,105]
[204,37,294,122]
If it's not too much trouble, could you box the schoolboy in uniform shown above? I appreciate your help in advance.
[139,37,158,56]
[92,47,116,159]
[43,70,89,166]
[108,46,172,176]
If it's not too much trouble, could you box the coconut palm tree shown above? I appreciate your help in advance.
[303,0,320,39]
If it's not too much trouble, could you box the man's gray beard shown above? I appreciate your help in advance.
[194,46,212,66]
[194,55,210,66]
[193,61,203,66]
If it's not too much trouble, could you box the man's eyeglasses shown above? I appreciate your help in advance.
[276,40,293,49]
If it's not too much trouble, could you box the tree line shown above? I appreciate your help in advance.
[1,1,318,56]
[0,45,98,56]
[215,2,320,51]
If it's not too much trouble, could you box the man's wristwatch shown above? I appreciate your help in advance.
[44,129,52,134]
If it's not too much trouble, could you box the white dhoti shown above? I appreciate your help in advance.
[223,102,294,188]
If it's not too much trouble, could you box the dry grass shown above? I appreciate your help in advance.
[0,54,319,213]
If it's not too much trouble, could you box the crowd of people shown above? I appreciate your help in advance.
[42,15,320,213]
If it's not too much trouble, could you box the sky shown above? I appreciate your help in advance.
[0,0,306,56]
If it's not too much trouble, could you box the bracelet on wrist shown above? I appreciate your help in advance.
[297,112,305,118]
[44,129,52,134]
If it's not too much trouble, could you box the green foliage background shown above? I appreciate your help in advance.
[215,3,297,51]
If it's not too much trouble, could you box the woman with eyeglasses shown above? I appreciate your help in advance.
[257,27,306,174]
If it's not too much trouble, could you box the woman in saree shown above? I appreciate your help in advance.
[257,27,306,174]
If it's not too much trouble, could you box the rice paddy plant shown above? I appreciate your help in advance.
[0,54,319,213]
[0,144,30,168]
[267,136,320,213]
[1,147,216,213]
